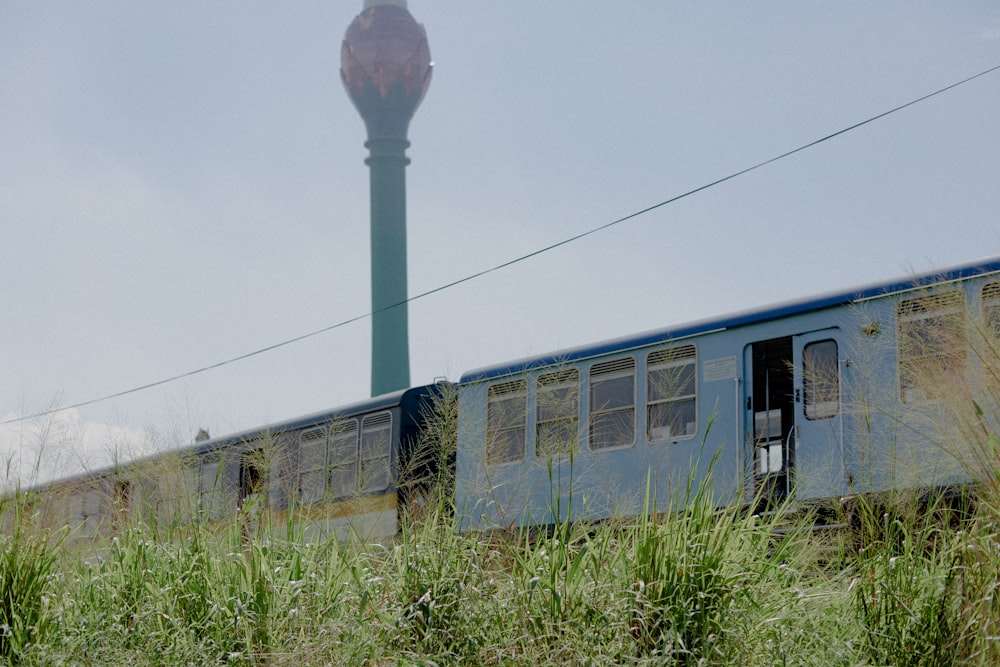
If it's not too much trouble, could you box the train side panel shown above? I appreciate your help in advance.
[455,334,745,532]
[18,384,443,545]
[456,261,1000,532]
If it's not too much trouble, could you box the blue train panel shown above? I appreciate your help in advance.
[455,256,1000,531]
[15,384,445,544]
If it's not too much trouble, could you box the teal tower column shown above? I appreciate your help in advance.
[341,0,431,396]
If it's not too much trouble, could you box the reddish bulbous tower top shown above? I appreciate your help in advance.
[341,0,432,141]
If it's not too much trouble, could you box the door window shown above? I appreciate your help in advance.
[803,340,839,420]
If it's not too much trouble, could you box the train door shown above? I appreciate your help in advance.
[791,330,845,500]
[746,337,795,507]
[745,331,844,508]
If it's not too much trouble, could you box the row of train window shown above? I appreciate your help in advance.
[486,340,843,467]
[61,411,396,534]
[486,282,1000,467]
[486,344,699,466]
[295,412,393,505]
[59,481,129,537]
[199,411,395,517]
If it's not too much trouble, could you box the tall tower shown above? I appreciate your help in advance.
[341,0,432,396]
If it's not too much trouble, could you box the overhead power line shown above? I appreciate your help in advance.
[4,62,999,426]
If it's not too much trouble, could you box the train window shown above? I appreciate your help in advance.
[803,340,839,420]
[152,465,194,527]
[361,413,393,493]
[487,380,527,465]
[176,465,200,526]
[70,488,102,536]
[85,489,102,534]
[983,283,1000,338]
[113,480,131,526]
[240,448,266,506]
[298,426,327,505]
[114,480,131,510]
[647,345,697,442]
[199,460,226,520]
[536,369,580,459]
[330,420,359,498]
[897,291,967,403]
[589,357,636,450]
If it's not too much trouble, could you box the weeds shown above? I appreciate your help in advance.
[0,501,60,663]
[8,299,1000,664]
[2,469,999,665]
[847,490,1000,667]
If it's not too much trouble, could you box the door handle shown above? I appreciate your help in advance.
[785,424,797,452]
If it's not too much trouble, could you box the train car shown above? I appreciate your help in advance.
[454,256,1000,532]
[8,384,446,543]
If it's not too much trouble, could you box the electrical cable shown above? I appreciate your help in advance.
[4,62,999,426]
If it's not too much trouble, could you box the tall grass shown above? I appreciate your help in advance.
[0,499,60,663]
[843,294,1000,667]
[8,293,1000,663]
[847,489,1000,666]
[3,462,998,665]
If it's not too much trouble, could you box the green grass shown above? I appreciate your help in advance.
[0,501,61,663]
[3,474,996,666]
[8,338,1000,666]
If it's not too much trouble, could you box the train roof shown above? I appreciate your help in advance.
[459,255,1000,384]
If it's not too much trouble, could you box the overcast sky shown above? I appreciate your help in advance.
[2,2,999,487]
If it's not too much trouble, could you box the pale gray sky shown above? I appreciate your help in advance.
[2,2,999,486]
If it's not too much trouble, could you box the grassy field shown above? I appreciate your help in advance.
[6,316,1000,666]
[2,470,1000,666]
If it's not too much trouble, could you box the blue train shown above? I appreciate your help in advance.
[7,386,445,542]
[8,256,1000,539]
[454,255,1000,530]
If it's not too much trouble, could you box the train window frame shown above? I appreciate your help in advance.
[239,443,267,506]
[983,282,1000,339]
[588,356,637,451]
[298,426,328,505]
[360,412,393,493]
[151,464,196,527]
[646,345,698,442]
[70,486,102,536]
[486,380,528,466]
[329,419,360,499]
[897,291,968,403]
[197,459,226,520]
[536,369,580,460]
[803,339,839,420]
[113,479,131,526]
